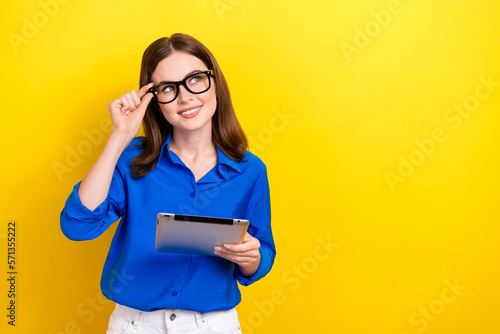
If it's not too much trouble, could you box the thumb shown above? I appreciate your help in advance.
[138,82,155,99]
[134,90,154,117]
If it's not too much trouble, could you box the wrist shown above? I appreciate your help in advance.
[107,131,135,154]
[238,252,261,277]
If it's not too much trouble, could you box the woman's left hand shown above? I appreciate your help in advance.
[215,232,261,276]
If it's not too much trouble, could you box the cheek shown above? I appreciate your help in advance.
[158,105,177,122]
[208,93,217,111]
[205,89,217,112]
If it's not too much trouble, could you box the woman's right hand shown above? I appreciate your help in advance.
[108,83,155,139]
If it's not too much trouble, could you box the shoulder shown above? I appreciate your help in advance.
[117,136,145,166]
[239,151,270,194]
[239,150,268,176]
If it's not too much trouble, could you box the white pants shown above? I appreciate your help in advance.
[106,303,242,334]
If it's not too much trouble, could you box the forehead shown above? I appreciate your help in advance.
[151,51,208,82]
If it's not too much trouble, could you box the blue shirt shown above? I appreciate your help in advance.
[60,135,275,312]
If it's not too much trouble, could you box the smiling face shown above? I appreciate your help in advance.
[150,51,217,135]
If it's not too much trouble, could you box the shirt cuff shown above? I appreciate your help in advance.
[63,182,110,219]
[60,182,115,241]
[235,246,275,286]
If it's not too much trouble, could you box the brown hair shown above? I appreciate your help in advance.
[131,33,248,178]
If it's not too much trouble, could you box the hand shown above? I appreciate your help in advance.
[215,232,262,277]
[108,83,155,138]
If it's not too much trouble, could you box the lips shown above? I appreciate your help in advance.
[178,105,201,119]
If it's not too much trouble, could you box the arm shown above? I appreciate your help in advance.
[78,84,154,210]
[60,84,154,240]
[215,163,276,283]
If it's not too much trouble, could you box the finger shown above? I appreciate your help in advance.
[121,95,133,112]
[129,90,141,109]
[214,248,254,262]
[119,97,131,113]
[221,243,244,252]
[139,89,154,108]
[224,238,259,252]
[124,96,138,113]
[132,90,154,117]
[215,245,258,259]
[226,243,250,250]
[138,83,155,99]
[223,236,250,249]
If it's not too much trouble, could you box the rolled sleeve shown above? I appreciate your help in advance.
[235,245,275,286]
[60,167,125,241]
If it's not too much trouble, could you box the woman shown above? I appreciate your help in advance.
[61,33,276,333]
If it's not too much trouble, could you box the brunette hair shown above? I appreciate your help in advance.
[131,34,248,178]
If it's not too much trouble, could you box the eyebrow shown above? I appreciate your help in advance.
[157,70,206,85]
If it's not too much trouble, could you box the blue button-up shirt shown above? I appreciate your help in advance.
[60,135,275,312]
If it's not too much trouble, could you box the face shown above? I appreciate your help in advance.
[150,51,217,135]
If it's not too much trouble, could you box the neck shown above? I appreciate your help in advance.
[170,126,215,158]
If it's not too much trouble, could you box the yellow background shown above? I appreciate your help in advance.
[1,0,500,333]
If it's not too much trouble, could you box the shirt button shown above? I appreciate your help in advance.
[190,192,195,197]
[221,166,226,171]
[172,291,178,296]
[170,313,176,321]
[181,259,187,265]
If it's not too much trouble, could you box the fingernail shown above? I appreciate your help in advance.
[214,247,221,252]
[223,244,231,249]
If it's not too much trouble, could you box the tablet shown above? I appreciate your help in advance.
[155,213,250,256]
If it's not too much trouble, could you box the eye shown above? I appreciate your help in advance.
[189,75,202,84]
[160,84,175,93]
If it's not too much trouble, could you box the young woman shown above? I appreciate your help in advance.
[60,33,275,334]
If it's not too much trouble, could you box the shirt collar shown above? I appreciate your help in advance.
[216,146,241,174]
[160,133,242,175]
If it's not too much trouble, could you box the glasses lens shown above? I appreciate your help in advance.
[186,72,210,93]
[154,72,211,104]
[155,84,177,103]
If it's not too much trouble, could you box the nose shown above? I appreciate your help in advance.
[177,85,193,104]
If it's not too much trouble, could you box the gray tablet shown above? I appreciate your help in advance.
[155,213,250,256]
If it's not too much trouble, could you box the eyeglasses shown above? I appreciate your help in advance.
[148,70,213,104]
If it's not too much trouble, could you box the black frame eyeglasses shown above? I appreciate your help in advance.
[148,70,214,104]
